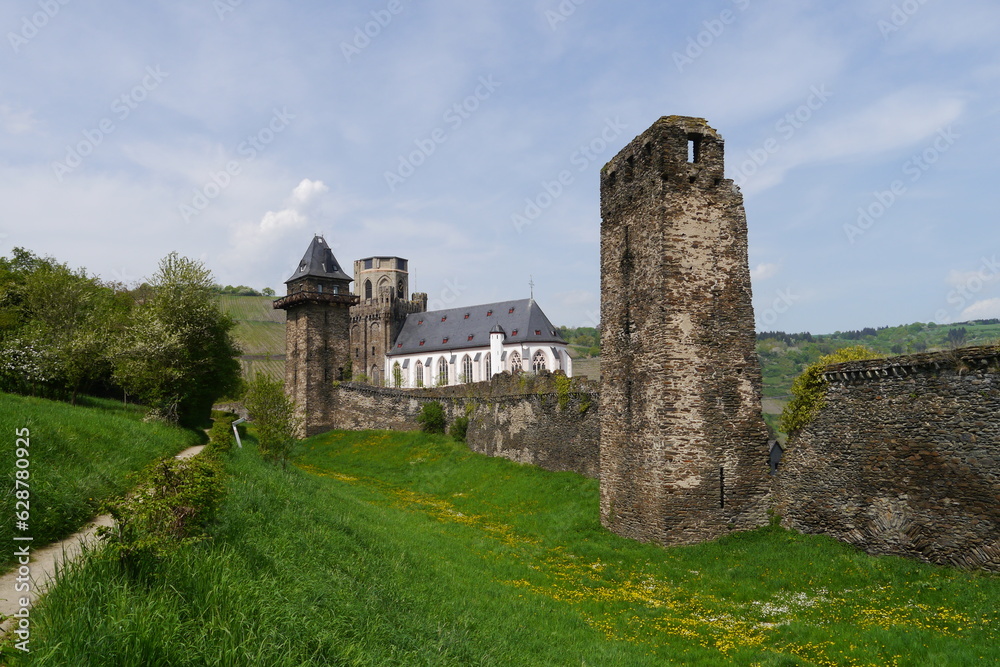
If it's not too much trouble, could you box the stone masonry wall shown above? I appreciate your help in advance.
[774,346,1000,571]
[327,372,600,478]
[599,116,771,546]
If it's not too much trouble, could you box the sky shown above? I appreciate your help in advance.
[2,0,999,334]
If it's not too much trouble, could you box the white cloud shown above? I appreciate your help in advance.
[259,179,328,233]
[0,104,38,135]
[961,298,1000,321]
[751,262,779,281]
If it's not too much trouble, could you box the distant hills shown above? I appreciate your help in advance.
[219,294,999,405]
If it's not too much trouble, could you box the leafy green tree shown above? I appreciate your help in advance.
[242,372,300,466]
[113,253,242,425]
[779,345,878,435]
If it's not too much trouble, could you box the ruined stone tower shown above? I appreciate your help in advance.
[599,116,770,546]
[349,256,427,386]
[273,235,358,436]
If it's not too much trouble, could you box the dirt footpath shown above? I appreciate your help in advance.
[0,444,206,633]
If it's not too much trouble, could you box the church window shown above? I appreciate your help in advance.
[510,351,522,372]
[484,353,491,378]
[364,259,373,269]
[364,280,372,300]
[415,361,424,387]
[371,366,380,385]
[392,362,403,388]
[372,346,376,356]
[396,258,407,271]
[532,350,547,372]
[438,358,449,385]
[462,355,473,384]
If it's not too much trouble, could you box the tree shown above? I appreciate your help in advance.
[113,253,242,425]
[779,345,878,435]
[242,372,300,466]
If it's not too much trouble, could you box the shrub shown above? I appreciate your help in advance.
[779,345,878,435]
[242,372,300,467]
[416,401,446,434]
[97,453,226,576]
[449,416,469,442]
[208,415,236,454]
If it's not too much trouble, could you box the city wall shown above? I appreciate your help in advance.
[774,346,1000,571]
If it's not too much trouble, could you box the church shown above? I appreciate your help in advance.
[275,235,572,394]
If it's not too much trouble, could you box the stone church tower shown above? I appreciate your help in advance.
[273,235,358,436]
[599,116,770,546]
[349,256,427,385]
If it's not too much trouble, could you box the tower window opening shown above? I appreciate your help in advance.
[687,135,701,164]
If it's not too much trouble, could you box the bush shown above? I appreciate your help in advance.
[449,416,469,442]
[97,453,226,577]
[242,373,300,466]
[208,416,236,454]
[779,345,878,435]
[416,401,446,434]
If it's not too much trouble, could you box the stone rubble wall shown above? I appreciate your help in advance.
[774,346,1000,571]
[327,371,601,478]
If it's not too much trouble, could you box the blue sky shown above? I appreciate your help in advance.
[2,0,999,334]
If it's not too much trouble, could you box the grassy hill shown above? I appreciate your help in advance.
[20,428,1000,665]
[0,392,202,570]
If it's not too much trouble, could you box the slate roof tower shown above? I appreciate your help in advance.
[273,235,358,436]
[599,116,770,545]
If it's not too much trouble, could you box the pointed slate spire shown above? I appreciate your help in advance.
[285,235,353,284]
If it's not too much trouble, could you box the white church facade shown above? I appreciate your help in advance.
[384,298,573,388]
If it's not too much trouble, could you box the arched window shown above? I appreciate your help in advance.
[484,352,491,379]
[392,362,403,388]
[378,277,391,298]
[509,351,522,372]
[371,365,380,386]
[532,350,547,372]
[462,355,473,384]
[437,357,449,386]
[364,279,373,300]
[414,360,424,388]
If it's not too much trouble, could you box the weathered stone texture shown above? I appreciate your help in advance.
[328,372,600,478]
[775,346,1000,571]
[599,116,770,546]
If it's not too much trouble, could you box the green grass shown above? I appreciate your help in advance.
[0,392,203,570]
[231,320,285,355]
[16,429,999,665]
